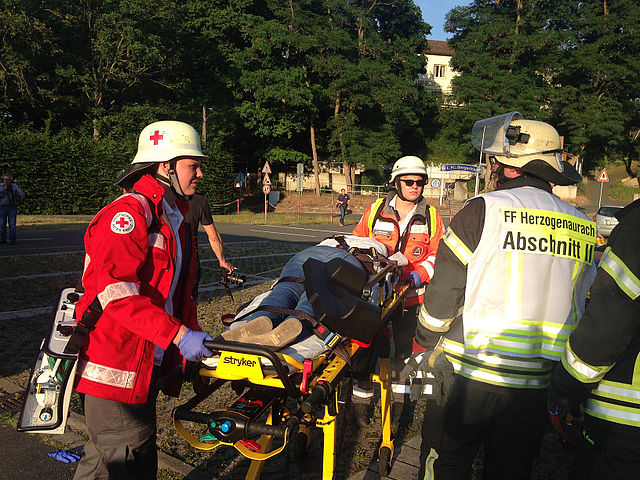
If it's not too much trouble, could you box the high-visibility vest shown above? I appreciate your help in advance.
[434,187,597,388]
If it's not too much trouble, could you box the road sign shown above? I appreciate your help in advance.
[263,173,271,185]
[262,161,272,174]
[262,184,271,195]
[430,178,441,189]
[597,168,609,182]
[296,163,304,192]
[440,164,481,174]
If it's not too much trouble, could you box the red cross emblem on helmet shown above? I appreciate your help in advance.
[149,130,164,145]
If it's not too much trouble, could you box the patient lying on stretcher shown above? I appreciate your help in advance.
[204,235,406,366]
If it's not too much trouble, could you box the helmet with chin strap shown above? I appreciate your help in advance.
[390,156,428,203]
[115,121,207,197]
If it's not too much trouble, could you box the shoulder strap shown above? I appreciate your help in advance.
[367,198,386,237]
[427,204,437,239]
[63,296,102,355]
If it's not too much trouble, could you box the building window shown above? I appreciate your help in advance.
[434,65,446,78]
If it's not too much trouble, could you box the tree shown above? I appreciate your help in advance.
[38,0,183,138]
[0,0,58,121]
[547,0,640,173]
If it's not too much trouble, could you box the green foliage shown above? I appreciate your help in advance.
[3,0,638,204]
[198,139,235,208]
[0,125,132,214]
[608,183,640,202]
[443,0,640,174]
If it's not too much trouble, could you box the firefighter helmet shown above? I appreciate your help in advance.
[472,113,581,185]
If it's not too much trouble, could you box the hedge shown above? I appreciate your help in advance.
[0,125,235,214]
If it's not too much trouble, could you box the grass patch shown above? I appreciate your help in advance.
[16,215,92,231]
[608,183,639,202]
[212,211,332,225]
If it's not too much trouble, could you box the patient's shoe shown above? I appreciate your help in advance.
[243,317,303,349]
[221,316,273,342]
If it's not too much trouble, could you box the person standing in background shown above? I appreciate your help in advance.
[184,192,234,300]
[337,188,350,226]
[0,173,25,245]
[352,156,444,400]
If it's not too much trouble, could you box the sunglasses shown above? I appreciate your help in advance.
[399,179,426,187]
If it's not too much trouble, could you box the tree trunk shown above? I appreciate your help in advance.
[201,104,207,145]
[92,117,99,139]
[310,115,321,197]
[508,0,522,74]
[334,90,351,190]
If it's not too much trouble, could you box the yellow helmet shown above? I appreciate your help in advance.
[472,112,581,185]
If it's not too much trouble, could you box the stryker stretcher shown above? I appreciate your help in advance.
[172,252,411,479]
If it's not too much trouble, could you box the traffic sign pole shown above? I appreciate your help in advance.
[597,168,609,209]
[598,181,603,209]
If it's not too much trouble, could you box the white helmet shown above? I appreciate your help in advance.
[116,120,207,188]
[390,156,428,183]
[132,121,207,164]
[472,112,581,185]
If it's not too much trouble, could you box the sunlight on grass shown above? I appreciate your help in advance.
[208,212,334,225]
[17,215,92,231]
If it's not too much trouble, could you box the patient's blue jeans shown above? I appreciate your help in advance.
[243,245,363,339]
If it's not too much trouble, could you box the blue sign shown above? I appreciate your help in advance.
[440,164,481,173]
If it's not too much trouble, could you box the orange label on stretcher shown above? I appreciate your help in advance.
[217,352,264,379]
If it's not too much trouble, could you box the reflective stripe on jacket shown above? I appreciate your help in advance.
[554,200,640,429]
[419,177,597,389]
[352,193,444,305]
[460,187,596,361]
[74,174,198,403]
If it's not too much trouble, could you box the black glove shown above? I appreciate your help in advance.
[400,344,455,405]
[547,387,582,451]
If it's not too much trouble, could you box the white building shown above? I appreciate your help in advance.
[418,40,458,94]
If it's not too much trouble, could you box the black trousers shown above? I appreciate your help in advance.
[570,416,640,480]
[350,304,417,380]
[419,375,547,480]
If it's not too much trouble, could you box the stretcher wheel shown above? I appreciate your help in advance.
[293,431,310,460]
[378,446,392,477]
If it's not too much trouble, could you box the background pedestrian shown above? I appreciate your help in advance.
[0,173,25,245]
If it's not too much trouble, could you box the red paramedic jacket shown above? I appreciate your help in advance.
[74,174,199,403]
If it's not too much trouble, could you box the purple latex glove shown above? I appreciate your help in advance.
[178,330,214,362]
[408,271,422,287]
[49,450,81,463]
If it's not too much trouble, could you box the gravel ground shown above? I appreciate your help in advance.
[1,237,574,480]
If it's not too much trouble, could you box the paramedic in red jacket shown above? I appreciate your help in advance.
[73,121,214,480]
[352,156,444,398]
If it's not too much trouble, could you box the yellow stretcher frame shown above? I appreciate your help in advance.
[172,283,410,480]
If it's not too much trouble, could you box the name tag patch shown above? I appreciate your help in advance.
[500,208,596,264]
[372,221,394,237]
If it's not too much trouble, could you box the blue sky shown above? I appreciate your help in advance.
[413,0,471,40]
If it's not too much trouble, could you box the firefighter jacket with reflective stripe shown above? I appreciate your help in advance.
[74,174,199,404]
[352,192,444,306]
[551,199,640,435]
[417,176,597,389]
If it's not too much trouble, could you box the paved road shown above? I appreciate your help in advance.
[0,222,361,257]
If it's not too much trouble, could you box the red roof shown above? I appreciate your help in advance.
[427,40,455,56]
